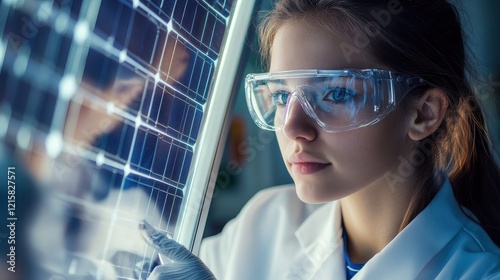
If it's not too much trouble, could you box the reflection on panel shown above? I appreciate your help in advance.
[0,0,234,279]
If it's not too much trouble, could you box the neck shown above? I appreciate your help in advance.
[340,175,414,263]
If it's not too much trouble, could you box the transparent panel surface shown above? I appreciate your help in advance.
[0,0,238,279]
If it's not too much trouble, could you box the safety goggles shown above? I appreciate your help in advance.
[245,69,427,133]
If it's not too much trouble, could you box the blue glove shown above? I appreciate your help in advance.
[139,220,217,280]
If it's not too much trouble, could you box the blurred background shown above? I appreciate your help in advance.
[204,0,500,237]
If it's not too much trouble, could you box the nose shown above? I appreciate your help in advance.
[281,94,318,141]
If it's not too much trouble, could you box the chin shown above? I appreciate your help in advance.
[294,181,342,204]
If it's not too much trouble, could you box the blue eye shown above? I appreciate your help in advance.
[271,90,290,106]
[324,87,356,104]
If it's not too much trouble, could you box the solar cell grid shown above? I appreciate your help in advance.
[0,0,239,278]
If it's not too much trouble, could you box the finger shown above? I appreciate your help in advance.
[139,220,193,263]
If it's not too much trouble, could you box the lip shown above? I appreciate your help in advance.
[288,154,331,175]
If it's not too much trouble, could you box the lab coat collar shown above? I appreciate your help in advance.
[294,200,343,276]
[293,176,469,279]
[354,176,468,279]
[295,201,343,260]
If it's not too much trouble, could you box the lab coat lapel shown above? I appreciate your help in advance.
[352,178,468,279]
[288,201,345,279]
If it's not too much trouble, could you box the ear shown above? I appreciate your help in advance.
[407,88,449,141]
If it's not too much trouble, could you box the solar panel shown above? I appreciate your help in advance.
[0,0,255,278]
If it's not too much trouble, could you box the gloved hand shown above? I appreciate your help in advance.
[139,220,217,280]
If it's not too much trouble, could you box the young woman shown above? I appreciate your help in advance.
[142,0,500,279]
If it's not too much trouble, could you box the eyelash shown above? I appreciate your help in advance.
[271,90,289,106]
[271,87,357,106]
[323,87,357,104]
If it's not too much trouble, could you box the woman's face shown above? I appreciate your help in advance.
[271,20,413,203]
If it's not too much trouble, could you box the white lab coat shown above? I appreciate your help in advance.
[199,177,500,279]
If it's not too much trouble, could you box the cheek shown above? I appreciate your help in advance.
[329,117,409,182]
[275,132,290,164]
[334,134,397,170]
[274,110,411,189]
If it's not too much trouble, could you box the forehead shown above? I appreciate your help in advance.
[269,20,381,72]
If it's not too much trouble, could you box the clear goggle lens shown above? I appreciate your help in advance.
[245,69,426,133]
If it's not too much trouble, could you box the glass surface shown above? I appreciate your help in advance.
[0,0,236,278]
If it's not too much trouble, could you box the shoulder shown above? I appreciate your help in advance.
[429,218,500,279]
[462,218,500,254]
[426,178,500,278]
[459,220,500,275]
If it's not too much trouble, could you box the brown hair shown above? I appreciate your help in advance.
[259,0,500,245]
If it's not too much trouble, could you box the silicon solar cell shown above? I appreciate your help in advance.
[0,0,242,278]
